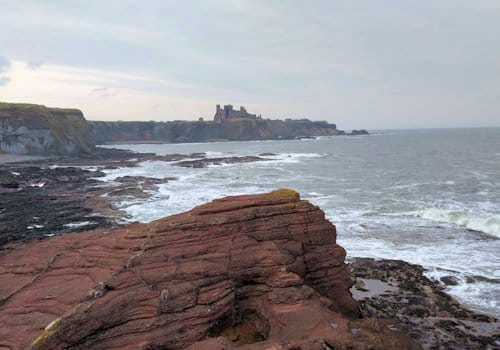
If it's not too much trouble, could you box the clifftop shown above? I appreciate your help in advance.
[0,102,83,117]
[0,102,95,155]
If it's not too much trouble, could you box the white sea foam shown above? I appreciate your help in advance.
[415,208,500,238]
[27,224,44,229]
[307,192,324,197]
[258,152,327,165]
[64,221,97,228]
[204,151,228,157]
[387,181,456,190]
[120,181,266,223]
[338,232,500,314]
[92,133,500,316]
[49,164,101,172]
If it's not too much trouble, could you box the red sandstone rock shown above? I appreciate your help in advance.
[0,189,419,349]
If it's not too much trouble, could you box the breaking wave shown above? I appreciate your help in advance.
[415,208,500,238]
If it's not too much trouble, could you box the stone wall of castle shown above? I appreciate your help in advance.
[213,104,257,122]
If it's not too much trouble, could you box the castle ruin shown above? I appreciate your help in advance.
[213,104,260,123]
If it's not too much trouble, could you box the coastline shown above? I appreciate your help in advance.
[350,258,499,349]
[0,148,277,247]
[1,153,499,348]
[0,153,49,165]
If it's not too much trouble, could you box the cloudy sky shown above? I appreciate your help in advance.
[1,1,499,129]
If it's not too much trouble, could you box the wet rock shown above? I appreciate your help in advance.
[348,129,369,136]
[465,275,500,284]
[114,175,177,185]
[0,190,417,350]
[350,257,499,350]
[107,187,151,198]
[0,149,193,248]
[440,275,460,286]
[0,180,19,188]
[0,166,115,247]
[174,156,268,168]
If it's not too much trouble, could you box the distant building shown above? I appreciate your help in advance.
[213,104,259,122]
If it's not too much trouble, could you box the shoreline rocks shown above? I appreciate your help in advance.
[348,129,369,136]
[350,258,499,349]
[0,165,116,247]
[0,154,497,349]
[173,155,269,168]
[0,190,419,350]
[0,149,284,248]
[0,188,497,348]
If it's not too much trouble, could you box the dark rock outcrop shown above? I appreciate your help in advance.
[0,150,278,248]
[0,102,95,155]
[350,258,499,350]
[0,190,418,350]
[173,155,268,168]
[348,129,369,136]
[0,166,116,247]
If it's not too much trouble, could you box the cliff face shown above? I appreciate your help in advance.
[268,119,341,138]
[90,118,342,144]
[0,102,95,155]
[0,190,417,350]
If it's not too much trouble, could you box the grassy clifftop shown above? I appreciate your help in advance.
[0,102,95,155]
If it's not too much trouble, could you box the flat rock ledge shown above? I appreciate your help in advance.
[0,190,419,350]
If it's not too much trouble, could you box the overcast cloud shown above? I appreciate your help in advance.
[0,0,499,128]
[0,56,11,86]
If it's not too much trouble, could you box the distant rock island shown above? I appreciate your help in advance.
[0,102,369,155]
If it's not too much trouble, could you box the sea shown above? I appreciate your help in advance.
[99,128,500,317]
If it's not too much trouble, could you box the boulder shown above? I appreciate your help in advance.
[0,190,418,349]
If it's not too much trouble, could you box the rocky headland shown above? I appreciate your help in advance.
[0,190,416,349]
[0,190,497,349]
[1,102,496,349]
[90,118,344,144]
[90,104,353,144]
[0,102,369,157]
[0,102,94,155]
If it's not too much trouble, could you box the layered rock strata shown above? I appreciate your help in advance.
[0,190,418,349]
[0,102,95,155]
[90,118,342,144]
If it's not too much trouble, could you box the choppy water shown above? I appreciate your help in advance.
[99,128,500,316]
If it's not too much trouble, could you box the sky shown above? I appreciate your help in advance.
[1,1,499,129]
